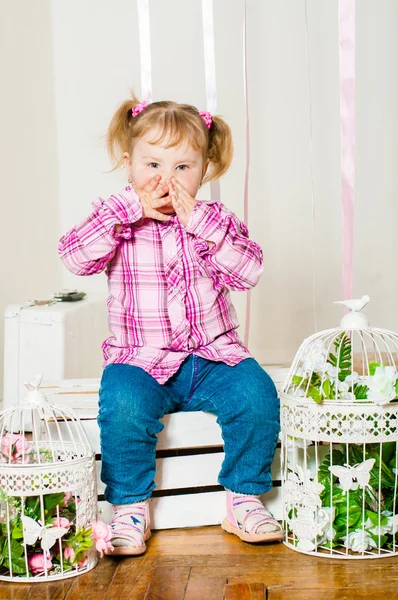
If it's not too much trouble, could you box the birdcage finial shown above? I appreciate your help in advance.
[22,373,48,406]
[334,295,370,329]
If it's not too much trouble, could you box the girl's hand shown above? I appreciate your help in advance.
[168,178,198,227]
[134,175,173,222]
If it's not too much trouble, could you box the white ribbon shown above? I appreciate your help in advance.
[304,0,318,332]
[339,0,356,303]
[202,0,220,201]
[243,0,251,347]
[136,0,152,102]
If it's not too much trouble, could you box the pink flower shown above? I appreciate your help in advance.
[14,434,30,456]
[78,555,88,569]
[91,520,113,558]
[63,546,88,568]
[63,545,75,563]
[28,553,53,575]
[1,432,30,462]
[53,517,70,530]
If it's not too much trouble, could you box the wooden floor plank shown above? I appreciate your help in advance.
[104,556,157,600]
[183,575,226,600]
[224,582,265,599]
[0,527,397,598]
[143,565,191,600]
[147,527,277,556]
[0,585,31,600]
[64,557,117,600]
[267,588,398,600]
[26,578,73,599]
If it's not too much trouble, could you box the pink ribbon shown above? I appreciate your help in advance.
[339,0,356,302]
[199,111,213,130]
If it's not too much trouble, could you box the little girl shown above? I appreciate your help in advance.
[58,94,282,555]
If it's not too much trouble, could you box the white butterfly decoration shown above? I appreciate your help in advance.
[21,516,68,552]
[329,458,375,493]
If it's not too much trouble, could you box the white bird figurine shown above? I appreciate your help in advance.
[334,295,370,312]
[24,374,43,392]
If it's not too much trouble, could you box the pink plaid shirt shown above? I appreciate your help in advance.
[58,187,264,384]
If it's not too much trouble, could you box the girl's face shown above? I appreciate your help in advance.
[124,131,206,213]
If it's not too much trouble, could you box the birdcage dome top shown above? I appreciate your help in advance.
[0,375,93,468]
[283,296,398,405]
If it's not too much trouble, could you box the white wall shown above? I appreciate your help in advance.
[2,0,398,395]
[0,0,62,398]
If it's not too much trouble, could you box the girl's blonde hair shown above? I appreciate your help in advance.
[107,93,233,184]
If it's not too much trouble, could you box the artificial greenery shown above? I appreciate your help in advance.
[317,443,397,550]
[0,490,93,577]
[291,332,398,403]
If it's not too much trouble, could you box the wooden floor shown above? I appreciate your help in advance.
[1,526,398,599]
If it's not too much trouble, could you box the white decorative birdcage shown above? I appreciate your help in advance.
[281,296,398,559]
[0,375,98,581]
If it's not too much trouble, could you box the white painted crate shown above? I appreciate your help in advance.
[41,366,288,530]
[3,298,108,407]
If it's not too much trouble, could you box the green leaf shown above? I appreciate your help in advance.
[335,504,362,529]
[353,384,369,400]
[292,376,304,386]
[381,442,397,465]
[307,386,323,403]
[9,537,25,559]
[322,379,332,399]
[3,555,26,575]
[11,524,23,540]
[0,535,26,574]
[328,353,337,367]
[24,496,41,521]
[369,362,382,376]
[366,511,382,526]
[369,532,388,548]
[44,493,66,512]
[332,333,352,381]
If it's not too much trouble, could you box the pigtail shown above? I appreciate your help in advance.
[203,115,233,184]
[106,93,142,170]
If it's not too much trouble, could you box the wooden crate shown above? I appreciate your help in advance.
[41,366,288,529]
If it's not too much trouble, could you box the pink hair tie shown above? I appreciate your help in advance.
[199,111,212,130]
[131,101,149,118]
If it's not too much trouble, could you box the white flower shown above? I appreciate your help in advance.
[363,517,391,536]
[297,539,316,552]
[366,366,398,405]
[316,507,336,546]
[324,363,339,379]
[301,341,327,374]
[337,380,349,393]
[384,514,398,535]
[285,436,312,450]
[339,392,356,401]
[342,529,377,553]
[345,372,359,386]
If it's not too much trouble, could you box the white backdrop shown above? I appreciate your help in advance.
[1,0,398,397]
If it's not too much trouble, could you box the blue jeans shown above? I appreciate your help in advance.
[98,356,280,504]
